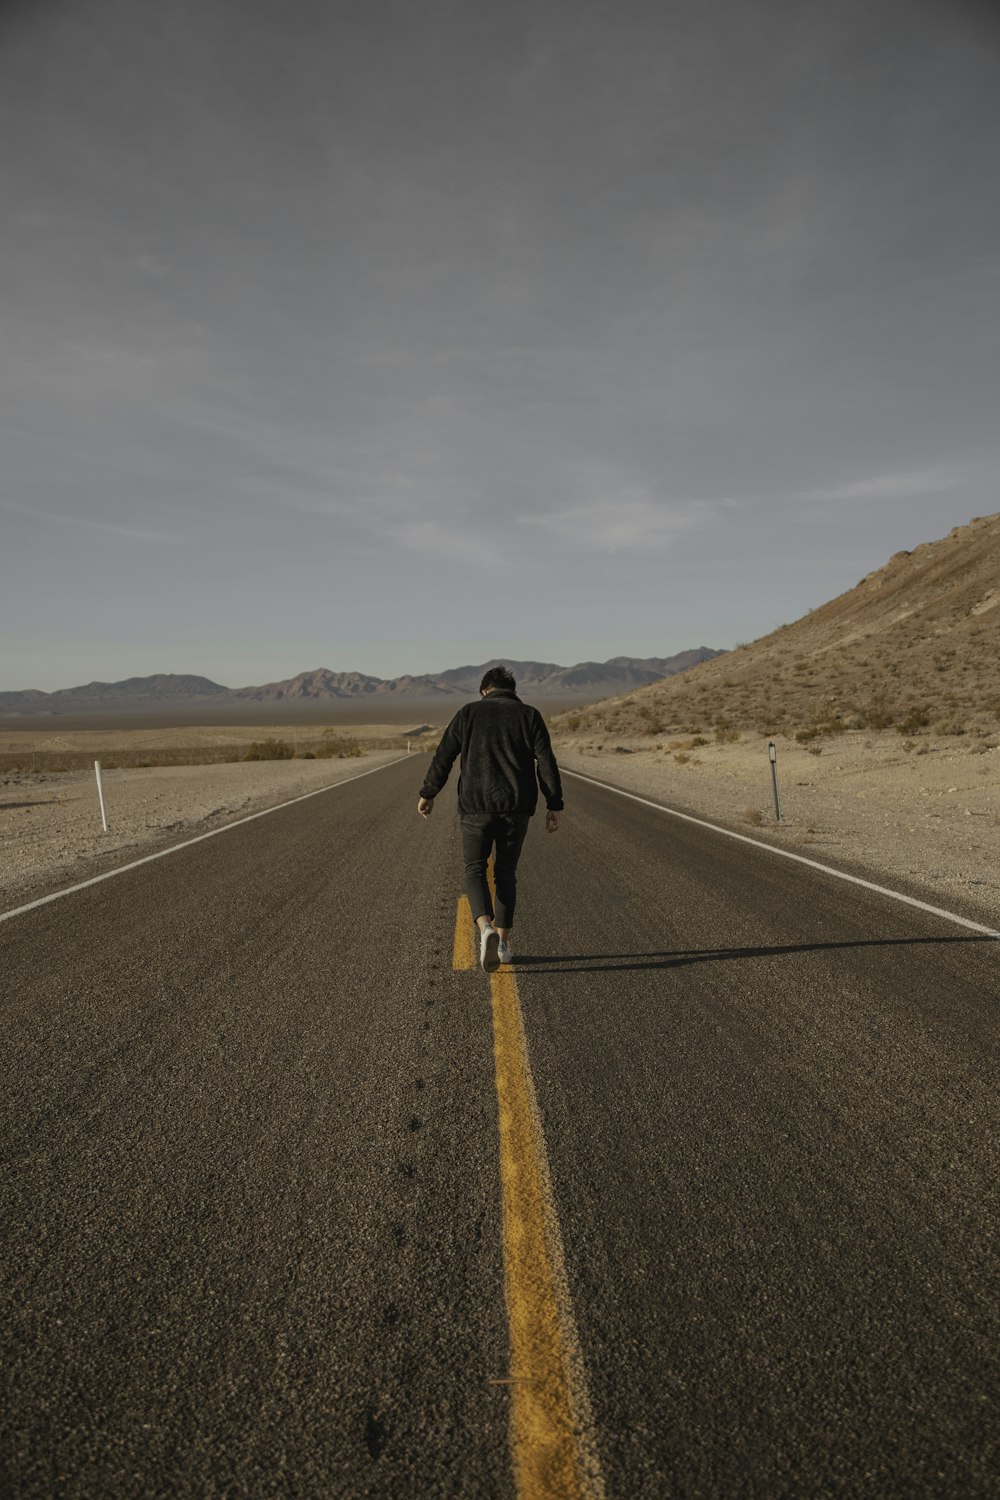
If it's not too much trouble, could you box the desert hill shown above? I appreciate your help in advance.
[553,513,1000,741]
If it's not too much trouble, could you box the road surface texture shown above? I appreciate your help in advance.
[2,756,997,1498]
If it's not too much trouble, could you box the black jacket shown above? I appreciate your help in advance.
[419,690,564,816]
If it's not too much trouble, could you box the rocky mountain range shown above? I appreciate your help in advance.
[0,650,722,718]
[553,512,1000,739]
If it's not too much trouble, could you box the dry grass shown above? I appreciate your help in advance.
[0,722,434,775]
[0,744,247,774]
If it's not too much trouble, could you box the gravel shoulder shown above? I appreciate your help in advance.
[0,751,406,910]
[556,730,1000,929]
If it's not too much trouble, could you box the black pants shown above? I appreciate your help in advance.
[460,813,531,929]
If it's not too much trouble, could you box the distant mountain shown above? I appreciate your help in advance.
[230,668,400,703]
[423,654,722,696]
[552,512,1000,738]
[0,651,723,717]
[0,674,229,715]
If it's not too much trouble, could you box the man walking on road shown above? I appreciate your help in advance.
[417,665,563,972]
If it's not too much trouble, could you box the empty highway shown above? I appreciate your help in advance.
[2,755,997,1498]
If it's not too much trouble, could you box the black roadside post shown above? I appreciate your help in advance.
[768,740,781,822]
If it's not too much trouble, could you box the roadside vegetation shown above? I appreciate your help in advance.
[0,726,436,776]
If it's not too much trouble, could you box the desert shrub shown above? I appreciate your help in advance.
[674,752,691,764]
[565,713,581,731]
[796,719,846,743]
[860,701,895,730]
[315,734,363,759]
[933,719,966,736]
[690,735,709,748]
[0,746,248,773]
[714,725,740,743]
[895,707,931,735]
[637,706,666,734]
[245,738,295,761]
[742,807,764,826]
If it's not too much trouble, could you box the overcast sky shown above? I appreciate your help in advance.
[2,0,998,690]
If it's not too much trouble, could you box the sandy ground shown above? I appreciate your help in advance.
[0,750,407,910]
[556,730,999,928]
[2,729,997,929]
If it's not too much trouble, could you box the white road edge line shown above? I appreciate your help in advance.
[564,768,1000,939]
[0,754,413,926]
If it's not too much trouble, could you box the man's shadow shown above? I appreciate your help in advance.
[512,934,997,974]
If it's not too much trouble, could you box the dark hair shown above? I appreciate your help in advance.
[480,665,516,694]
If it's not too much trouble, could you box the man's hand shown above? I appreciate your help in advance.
[545,810,560,833]
[418,797,434,819]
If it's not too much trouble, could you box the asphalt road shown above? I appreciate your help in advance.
[1,755,997,1498]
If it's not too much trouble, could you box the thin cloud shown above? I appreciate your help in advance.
[798,467,967,503]
[2,501,181,546]
[520,493,722,552]
[392,517,491,564]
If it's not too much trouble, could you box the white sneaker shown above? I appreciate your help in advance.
[479,925,500,973]
[497,938,513,966]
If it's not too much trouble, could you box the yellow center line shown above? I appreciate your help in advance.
[452,856,496,972]
[453,895,476,969]
[490,966,605,1499]
[451,860,602,1492]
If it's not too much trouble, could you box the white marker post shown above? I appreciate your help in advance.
[768,740,781,822]
[94,760,109,832]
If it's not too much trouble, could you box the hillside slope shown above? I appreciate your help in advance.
[554,513,1000,740]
